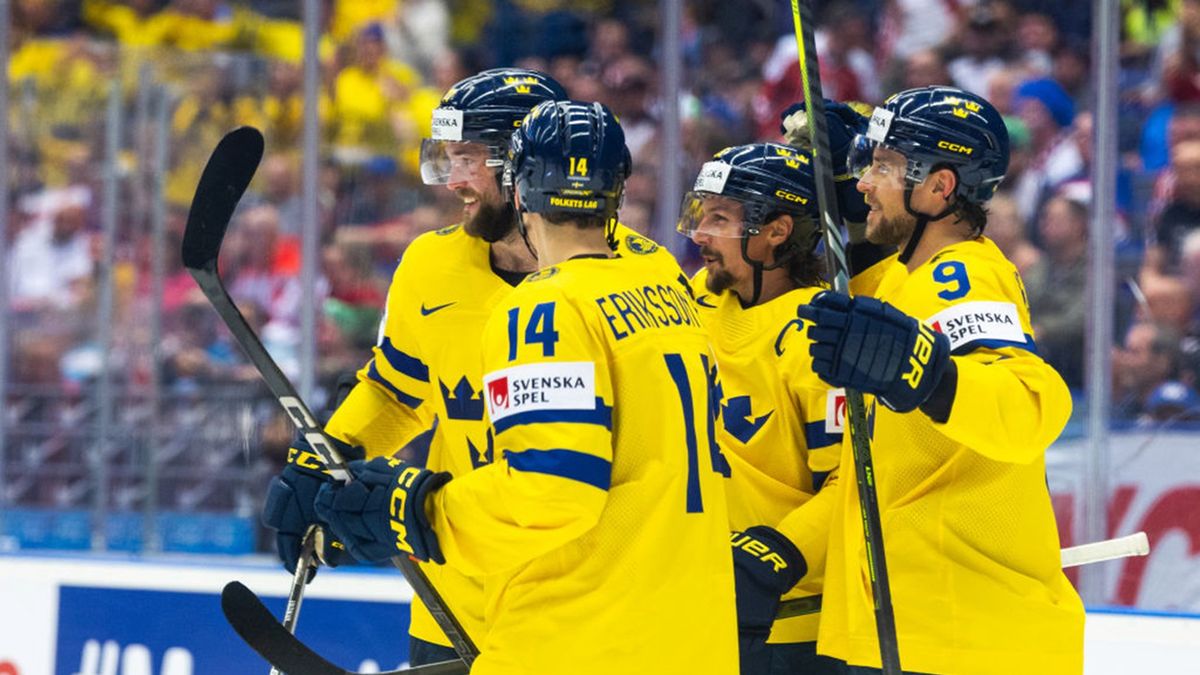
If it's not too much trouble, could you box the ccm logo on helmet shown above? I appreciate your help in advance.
[937,140,975,155]
[774,189,808,204]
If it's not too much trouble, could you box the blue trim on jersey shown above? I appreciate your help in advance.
[803,420,841,449]
[378,337,430,382]
[491,398,613,434]
[951,333,1039,356]
[367,361,424,409]
[504,448,611,490]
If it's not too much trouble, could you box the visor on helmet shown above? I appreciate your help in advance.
[847,134,916,190]
[419,139,504,185]
[676,191,749,239]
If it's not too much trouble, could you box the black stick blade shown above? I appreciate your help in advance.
[182,126,265,271]
[221,580,344,675]
[220,581,468,675]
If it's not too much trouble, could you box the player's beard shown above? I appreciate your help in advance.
[867,208,915,248]
[464,197,516,243]
[701,247,737,294]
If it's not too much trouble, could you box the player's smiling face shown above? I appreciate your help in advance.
[857,145,914,247]
[445,142,506,237]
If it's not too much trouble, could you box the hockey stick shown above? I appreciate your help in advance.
[268,527,319,675]
[775,532,1153,619]
[789,1,900,671]
[223,581,467,675]
[183,127,478,666]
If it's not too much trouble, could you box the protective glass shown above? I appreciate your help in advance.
[675,192,748,238]
[847,134,908,190]
[419,139,504,185]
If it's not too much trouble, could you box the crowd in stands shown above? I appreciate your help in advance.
[6,0,1200,518]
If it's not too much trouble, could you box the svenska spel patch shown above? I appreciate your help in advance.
[430,108,464,141]
[484,361,595,422]
[693,161,731,193]
[825,388,846,435]
[926,301,1024,350]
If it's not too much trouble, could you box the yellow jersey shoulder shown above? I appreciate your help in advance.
[910,237,1036,354]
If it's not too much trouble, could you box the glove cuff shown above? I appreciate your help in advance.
[919,356,958,423]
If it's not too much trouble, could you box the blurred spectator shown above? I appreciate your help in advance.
[83,0,162,47]
[1025,194,1088,389]
[222,205,302,336]
[141,0,238,52]
[256,153,304,234]
[234,60,307,150]
[381,0,450,79]
[986,193,1042,277]
[1139,273,1197,338]
[8,187,95,312]
[320,241,386,349]
[1151,0,1200,103]
[875,0,960,68]
[1015,12,1060,77]
[1144,380,1200,422]
[1143,139,1200,276]
[948,4,1013,94]
[1011,77,1081,223]
[1112,320,1185,419]
[904,49,952,91]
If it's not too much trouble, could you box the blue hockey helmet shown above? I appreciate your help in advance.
[677,142,821,253]
[420,68,568,185]
[508,100,631,223]
[848,86,1010,204]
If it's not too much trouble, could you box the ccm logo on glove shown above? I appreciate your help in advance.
[390,464,425,556]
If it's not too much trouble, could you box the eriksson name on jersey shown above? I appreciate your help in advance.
[595,283,701,341]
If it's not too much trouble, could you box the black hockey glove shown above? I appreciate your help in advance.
[779,98,872,223]
[315,457,451,564]
[261,435,363,578]
[731,526,807,671]
[798,291,954,414]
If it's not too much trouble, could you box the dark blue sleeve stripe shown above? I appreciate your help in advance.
[812,471,830,492]
[951,333,1039,356]
[367,361,424,409]
[803,420,841,450]
[378,337,430,382]
[492,398,613,434]
[504,448,612,490]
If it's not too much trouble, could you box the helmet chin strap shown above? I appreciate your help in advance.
[898,184,957,265]
[738,230,799,306]
[515,203,538,260]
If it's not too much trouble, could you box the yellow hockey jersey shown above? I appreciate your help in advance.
[692,270,841,644]
[429,255,739,675]
[819,237,1084,674]
[324,223,681,647]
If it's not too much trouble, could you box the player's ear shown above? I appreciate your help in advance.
[766,214,793,246]
[930,167,957,202]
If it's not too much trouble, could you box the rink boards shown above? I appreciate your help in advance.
[0,552,1198,674]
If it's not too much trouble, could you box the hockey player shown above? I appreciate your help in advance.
[798,86,1084,673]
[678,142,848,675]
[314,100,739,674]
[259,68,676,666]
